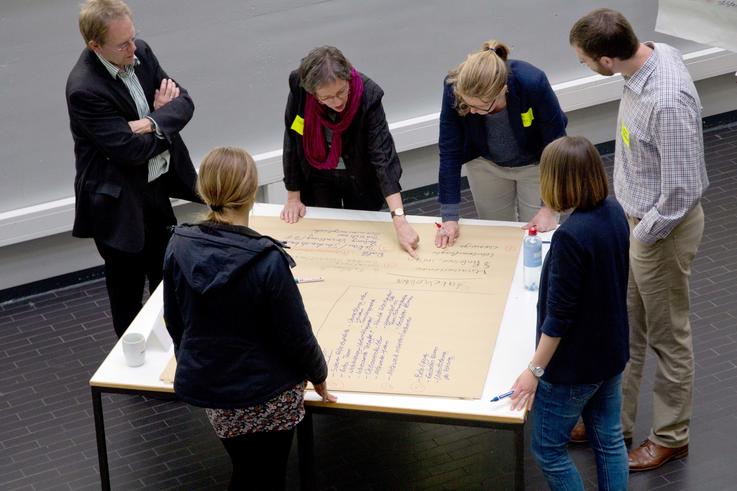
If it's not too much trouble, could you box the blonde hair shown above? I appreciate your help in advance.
[79,0,132,46]
[539,136,609,212]
[448,40,510,116]
[196,147,259,224]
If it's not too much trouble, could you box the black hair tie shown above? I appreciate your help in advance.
[488,47,498,54]
[210,204,224,212]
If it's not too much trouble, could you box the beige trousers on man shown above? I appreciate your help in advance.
[465,157,542,222]
[621,203,704,448]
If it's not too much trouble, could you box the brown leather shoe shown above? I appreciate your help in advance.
[570,422,587,443]
[628,439,688,472]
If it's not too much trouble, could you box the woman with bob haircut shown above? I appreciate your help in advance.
[436,40,567,248]
[508,136,630,490]
[163,146,336,490]
[281,45,420,257]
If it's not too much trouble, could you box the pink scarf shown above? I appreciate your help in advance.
[302,68,364,170]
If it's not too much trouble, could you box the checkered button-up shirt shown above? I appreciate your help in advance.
[614,43,709,244]
[96,54,170,183]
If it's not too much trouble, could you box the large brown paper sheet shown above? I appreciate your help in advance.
[249,216,523,399]
[161,217,523,398]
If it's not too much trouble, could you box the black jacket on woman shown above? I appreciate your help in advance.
[282,70,402,208]
[163,222,327,409]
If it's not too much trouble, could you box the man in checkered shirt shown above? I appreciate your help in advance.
[568,8,708,473]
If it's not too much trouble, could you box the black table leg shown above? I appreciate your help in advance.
[297,410,317,491]
[91,387,111,491]
[514,422,525,491]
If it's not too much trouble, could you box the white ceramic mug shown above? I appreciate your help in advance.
[122,332,146,367]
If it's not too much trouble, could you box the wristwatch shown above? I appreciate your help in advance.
[390,208,405,218]
[528,362,544,378]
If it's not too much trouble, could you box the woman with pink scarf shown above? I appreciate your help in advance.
[281,46,419,257]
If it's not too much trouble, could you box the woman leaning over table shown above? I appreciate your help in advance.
[163,147,336,491]
[436,40,567,248]
[280,45,420,257]
[509,136,629,491]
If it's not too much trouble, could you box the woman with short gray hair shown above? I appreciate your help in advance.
[281,46,420,257]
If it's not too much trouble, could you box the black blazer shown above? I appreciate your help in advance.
[66,39,199,253]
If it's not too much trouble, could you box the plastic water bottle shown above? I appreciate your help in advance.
[523,226,542,291]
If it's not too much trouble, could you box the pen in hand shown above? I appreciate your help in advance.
[490,390,514,402]
[435,222,448,236]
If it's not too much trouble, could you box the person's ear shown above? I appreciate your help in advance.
[88,40,102,53]
[599,56,615,70]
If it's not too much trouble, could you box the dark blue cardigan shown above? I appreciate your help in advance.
[537,198,630,384]
[438,60,567,208]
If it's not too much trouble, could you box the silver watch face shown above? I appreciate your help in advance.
[392,208,405,217]
[529,363,544,377]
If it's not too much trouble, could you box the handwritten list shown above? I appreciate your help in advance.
[248,216,523,399]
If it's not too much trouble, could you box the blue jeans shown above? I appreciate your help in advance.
[532,373,628,491]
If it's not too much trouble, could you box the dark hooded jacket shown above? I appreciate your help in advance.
[163,221,327,409]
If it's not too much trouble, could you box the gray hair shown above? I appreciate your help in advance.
[298,46,352,94]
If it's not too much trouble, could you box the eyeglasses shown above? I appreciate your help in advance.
[316,83,350,103]
[466,99,496,113]
[464,86,507,114]
[111,36,136,52]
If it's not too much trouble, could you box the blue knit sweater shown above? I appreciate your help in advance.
[537,197,630,384]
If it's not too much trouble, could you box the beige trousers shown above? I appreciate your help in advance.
[621,203,704,447]
[464,157,542,222]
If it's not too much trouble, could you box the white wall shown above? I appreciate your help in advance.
[0,0,709,215]
[2,71,735,292]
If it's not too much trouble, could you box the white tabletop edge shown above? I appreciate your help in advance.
[90,203,553,424]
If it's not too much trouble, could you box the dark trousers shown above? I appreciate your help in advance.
[95,179,173,338]
[302,169,384,211]
[220,428,295,491]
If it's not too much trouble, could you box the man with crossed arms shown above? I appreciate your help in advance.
[66,0,200,337]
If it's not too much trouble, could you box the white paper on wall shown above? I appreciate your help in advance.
[656,0,737,53]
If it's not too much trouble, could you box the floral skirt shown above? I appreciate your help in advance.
[205,382,306,439]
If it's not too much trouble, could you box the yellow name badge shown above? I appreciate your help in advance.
[521,108,534,128]
[621,123,630,147]
[290,115,304,136]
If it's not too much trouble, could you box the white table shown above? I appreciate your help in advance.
[90,203,548,490]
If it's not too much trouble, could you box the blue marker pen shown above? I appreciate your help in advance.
[490,390,514,402]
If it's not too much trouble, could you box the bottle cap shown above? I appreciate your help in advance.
[528,226,538,236]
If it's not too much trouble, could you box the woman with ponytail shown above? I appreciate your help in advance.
[436,40,567,248]
[281,46,420,257]
[163,147,335,490]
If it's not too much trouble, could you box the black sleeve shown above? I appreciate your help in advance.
[142,42,194,140]
[162,258,185,352]
[540,230,586,338]
[67,88,170,166]
[282,71,305,192]
[262,250,328,384]
[364,93,402,197]
[438,78,466,206]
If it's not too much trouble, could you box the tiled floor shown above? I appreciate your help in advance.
[1,121,736,490]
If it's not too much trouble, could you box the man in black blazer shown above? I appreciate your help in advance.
[66,0,200,337]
